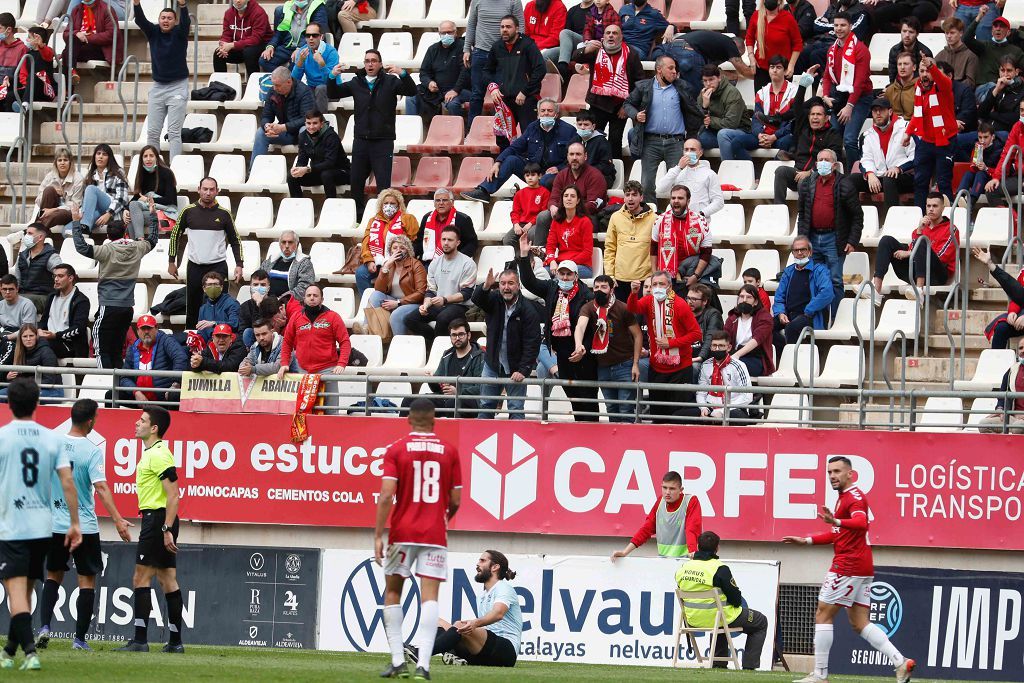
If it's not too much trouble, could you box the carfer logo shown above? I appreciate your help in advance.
[339,558,420,652]
[469,433,537,520]
[869,582,903,637]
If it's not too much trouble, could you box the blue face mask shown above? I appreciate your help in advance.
[686,151,699,166]
[539,116,556,129]
[577,127,594,139]
[253,285,268,296]
[292,0,309,7]
[816,161,833,176]
[439,34,455,47]
[557,278,575,291]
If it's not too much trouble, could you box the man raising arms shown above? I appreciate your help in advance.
[784,457,914,683]
[375,399,462,680]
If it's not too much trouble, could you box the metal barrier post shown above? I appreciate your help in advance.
[12,53,36,166]
[5,138,26,223]
[60,94,84,168]
[882,330,908,430]
[1001,145,1024,267]
[117,55,141,141]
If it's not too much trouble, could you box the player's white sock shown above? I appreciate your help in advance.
[814,623,833,678]
[415,601,439,671]
[382,605,405,667]
[860,623,905,666]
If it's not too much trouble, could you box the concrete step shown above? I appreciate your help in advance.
[931,308,992,336]
[93,80,157,104]
[926,334,990,350]
[969,287,1010,303]
[902,355,978,383]
[39,120,131,145]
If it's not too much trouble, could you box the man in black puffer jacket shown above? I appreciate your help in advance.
[252,66,315,169]
[326,48,417,214]
[287,109,350,199]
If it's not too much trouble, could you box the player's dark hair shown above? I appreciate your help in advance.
[71,398,98,425]
[901,16,922,32]
[441,224,462,239]
[833,10,852,23]
[485,550,516,581]
[0,273,18,288]
[251,269,270,281]
[663,470,682,486]
[670,184,691,200]
[7,377,39,418]
[143,405,172,438]
[742,267,762,281]
[710,330,730,343]
[689,283,713,302]
[828,456,853,468]
[408,398,436,422]
[54,263,78,283]
[697,531,721,553]
[926,191,945,203]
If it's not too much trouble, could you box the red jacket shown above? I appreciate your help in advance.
[910,217,959,276]
[280,307,352,373]
[822,37,871,105]
[991,120,1024,181]
[724,306,777,375]
[524,0,567,50]
[1010,270,1024,315]
[511,184,551,225]
[905,64,957,146]
[220,1,273,50]
[545,213,594,267]
[630,494,703,552]
[64,0,124,64]
[627,292,703,373]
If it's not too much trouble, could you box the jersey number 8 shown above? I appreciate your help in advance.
[21,448,39,487]
[411,460,440,504]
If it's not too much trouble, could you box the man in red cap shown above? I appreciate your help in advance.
[190,323,246,373]
[965,7,1024,101]
[118,315,189,406]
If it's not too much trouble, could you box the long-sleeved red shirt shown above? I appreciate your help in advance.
[822,38,871,106]
[910,216,959,276]
[627,292,703,373]
[524,0,567,50]
[219,1,272,50]
[544,213,594,267]
[630,494,703,552]
[280,307,352,373]
[511,184,551,225]
[745,10,803,71]
[904,64,957,146]
[991,119,1024,181]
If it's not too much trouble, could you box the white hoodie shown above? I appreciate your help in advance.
[655,159,725,216]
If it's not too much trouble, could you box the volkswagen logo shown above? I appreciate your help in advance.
[339,558,420,652]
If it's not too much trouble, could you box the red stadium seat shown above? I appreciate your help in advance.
[540,73,561,101]
[453,116,499,154]
[406,156,453,195]
[452,157,495,193]
[667,0,708,27]
[366,156,412,194]
[560,74,591,113]
[407,115,464,154]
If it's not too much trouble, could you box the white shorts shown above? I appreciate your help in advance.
[819,572,873,607]
[383,543,448,581]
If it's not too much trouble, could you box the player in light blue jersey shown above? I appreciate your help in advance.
[0,379,80,671]
[425,550,522,668]
[36,399,133,652]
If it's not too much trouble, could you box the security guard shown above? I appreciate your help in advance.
[674,530,768,670]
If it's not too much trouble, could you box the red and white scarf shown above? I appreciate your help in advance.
[827,33,858,93]
[652,292,681,367]
[551,281,578,337]
[754,80,799,135]
[82,4,97,33]
[591,44,630,101]
[591,297,614,354]
[421,209,456,261]
[909,80,958,144]
[291,373,322,443]
[653,210,710,274]
[489,82,517,142]
[707,353,732,399]
[367,211,404,262]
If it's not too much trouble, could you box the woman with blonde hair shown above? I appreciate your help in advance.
[745,0,802,89]
[356,188,419,295]
[368,234,427,334]
[0,324,63,402]
[33,147,85,231]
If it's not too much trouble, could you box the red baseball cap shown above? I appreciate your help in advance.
[136,314,157,329]
[993,16,1011,28]
[212,323,234,336]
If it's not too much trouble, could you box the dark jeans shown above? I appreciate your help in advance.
[712,607,769,671]
[773,165,803,204]
[874,235,949,286]
[647,366,695,422]
[412,89,471,128]
[351,137,394,216]
[590,106,627,160]
[725,0,756,31]
[287,168,348,199]
[777,312,815,345]
[93,305,134,370]
[738,354,765,378]
[186,259,228,329]
[62,40,105,70]
[913,138,954,211]
[403,303,469,341]
[258,44,293,72]
[213,45,263,75]
[851,171,915,208]
[400,394,478,418]
[480,156,557,196]
[468,48,492,123]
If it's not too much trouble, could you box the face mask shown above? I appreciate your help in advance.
[292,0,309,8]
[21,234,36,250]
[736,302,754,316]
[82,0,94,5]
[686,151,699,166]
[1019,116,1024,125]
[557,278,575,291]
[279,251,295,261]
[816,161,833,176]
[994,36,1007,44]
[764,0,779,9]
[1019,354,1024,364]
[652,286,667,302]
[143,163,157,172]
[205,286,223,300]
[710,349,728,361]
[440,34,455,47]
[539,116,556,129]
[577,127,594,139]
[253,285,268,296]
[365,74,377,84]
[793,256,810,266]
[382,204,398,218]
[593,290,609,307]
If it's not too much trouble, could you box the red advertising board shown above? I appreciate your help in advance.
[7,407,1023,550]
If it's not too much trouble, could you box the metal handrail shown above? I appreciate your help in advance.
[792,326,816,426]
[106,0,119,82]
[116,55,141,141]
[881,329,908,430]
[1000,144,1023,267]
[4,137,27,224]
[852,280,877,392]
[60,93,85,168]
[11,53,35,165]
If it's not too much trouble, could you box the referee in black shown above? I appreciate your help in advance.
[115,406,186,653]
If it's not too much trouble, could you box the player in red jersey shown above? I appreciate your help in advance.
[374,399,462,681]
[783,456,915,683]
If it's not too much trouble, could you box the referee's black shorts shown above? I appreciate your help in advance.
[46,532,103,575]
[136,510,179,569]
[0,538,49,581]
[460,630,518,667]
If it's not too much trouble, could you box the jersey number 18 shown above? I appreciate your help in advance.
[411,460,440,504]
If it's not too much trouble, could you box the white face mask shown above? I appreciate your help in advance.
[365,74,377,84]
[652,286,668,302]
[21,234,37,250]
[793,256,810,266]
[382,204,398,218]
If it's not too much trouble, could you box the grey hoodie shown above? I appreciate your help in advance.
[73,214,158,308]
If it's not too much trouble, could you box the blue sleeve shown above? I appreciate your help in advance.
[224,298,240,330]
[772,270,789,316]
[89,448,106,483]
[269,8,285,47]
[310,4,327,29]
[324,45,340,73]
[291,61,304,81]
[167,335,189,370]
[119,346,138,386]
[260,96,275,126]
[805,266,834,318]
[178,5,191,37]
[499,131,529,163]
[751,102,765,135]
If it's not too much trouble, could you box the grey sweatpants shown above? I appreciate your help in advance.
[147,78,190,160]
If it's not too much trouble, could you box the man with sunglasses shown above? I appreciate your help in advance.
[290,22,337,113]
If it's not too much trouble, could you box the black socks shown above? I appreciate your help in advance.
[133,588,152,643]
[76,589,96,641]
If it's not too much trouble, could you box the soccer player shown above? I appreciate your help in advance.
[37,399,134,651]
[115,406,186,654]
[0,378,80,671]
[783,456,915,683]
[429,550,521,668]
[374,399,462,680]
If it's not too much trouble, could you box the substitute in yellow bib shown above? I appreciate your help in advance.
[115,406,186,654]
[674,531,768,670]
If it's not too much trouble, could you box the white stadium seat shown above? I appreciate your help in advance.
[759,344,820,387]
[953,349,1017,391]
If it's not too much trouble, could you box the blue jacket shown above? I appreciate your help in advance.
[197,293,241,341]
[772,261,834,330]
[290,41,339,88]
[618,3,669,60]
[120,332,189,390]
[495,119,577,171]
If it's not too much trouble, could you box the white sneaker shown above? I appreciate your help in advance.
[793,674,828,683]
[895,658,916,683]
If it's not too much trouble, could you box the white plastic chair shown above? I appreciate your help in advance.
[953,349,1017,391]
[816,345,865,388]
[759,344,820,387]
[916,396,964,432]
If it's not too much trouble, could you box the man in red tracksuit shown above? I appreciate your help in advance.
[611,470,703,560]
[214,0,272,76]
[872,191,959,292]
[627,270,702,422]
[277,284,351,377]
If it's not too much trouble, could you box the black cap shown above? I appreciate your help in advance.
[870,96,892,110]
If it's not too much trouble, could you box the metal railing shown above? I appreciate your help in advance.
[60,93,84,168]
[881,329,909,428]
[4,137,28,224]
[5,365,1023,434]
[117,55,141,142]
[11,53,35,165]
[852,280,876,388]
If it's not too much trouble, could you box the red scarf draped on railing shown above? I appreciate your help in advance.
[291,373,322,443]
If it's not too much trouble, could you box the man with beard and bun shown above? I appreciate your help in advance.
[784,457,916,683]
[36,399,132,652]
[424,550,521,668]
[573,275,642,422]
[573,24,644,155]
[651,185,718,291]
[375,399,461,680]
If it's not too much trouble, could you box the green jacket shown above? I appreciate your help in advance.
[703,78,751,133]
